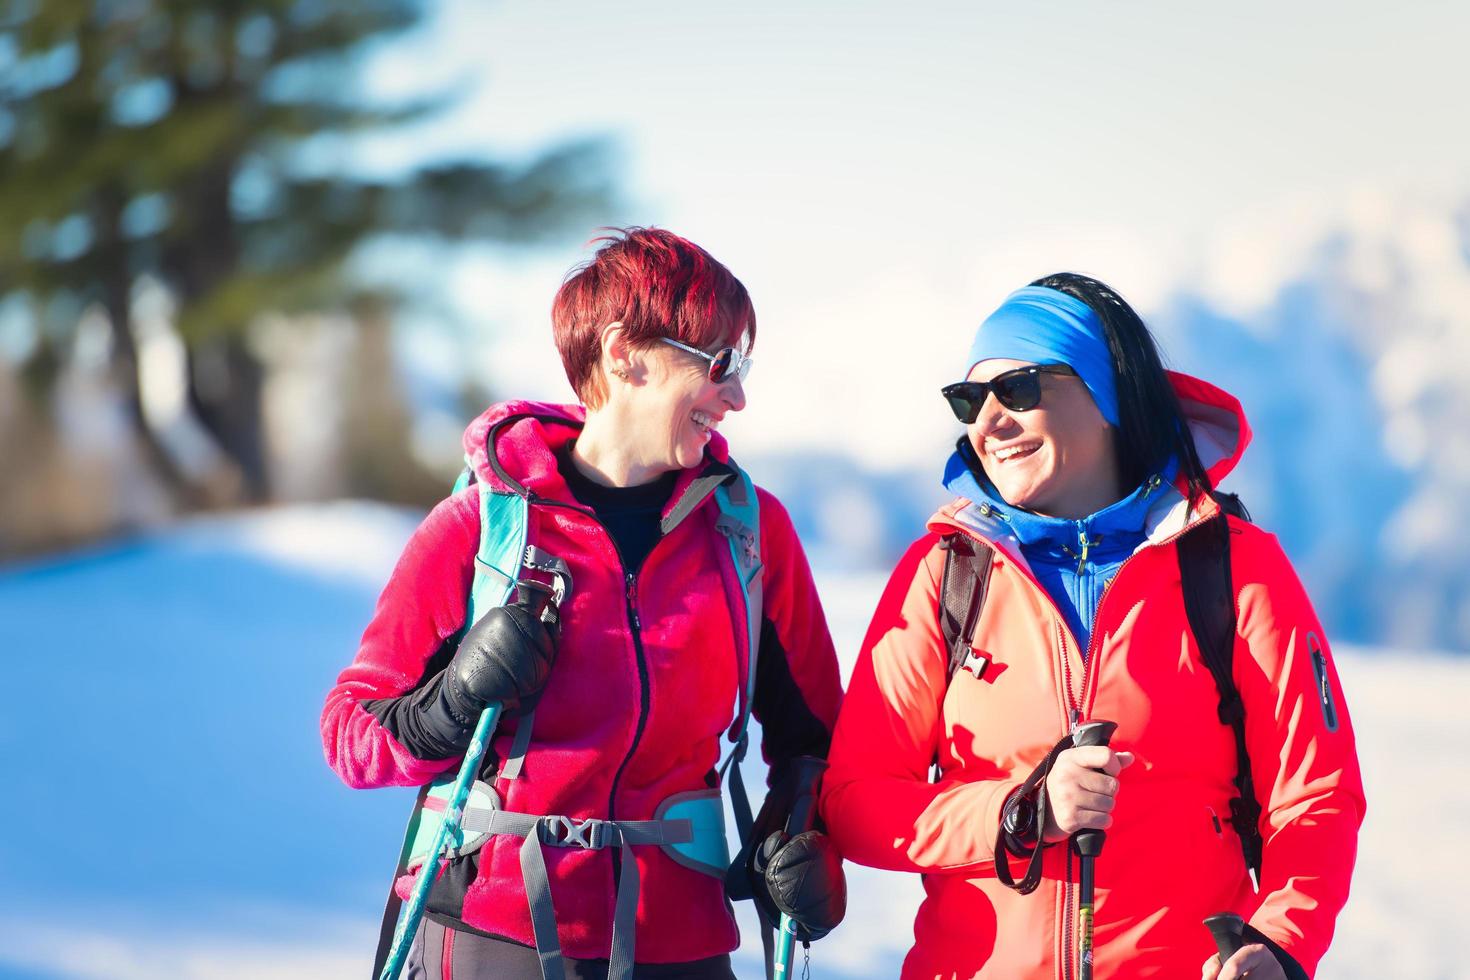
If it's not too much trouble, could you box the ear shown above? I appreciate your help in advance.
[599,321,638,384]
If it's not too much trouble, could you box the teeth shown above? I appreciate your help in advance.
[692,411,717,430]
[993,444,1036,461]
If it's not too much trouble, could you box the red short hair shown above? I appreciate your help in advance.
[552,227,756,407]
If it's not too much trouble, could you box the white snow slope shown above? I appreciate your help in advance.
[0,503,1461,979]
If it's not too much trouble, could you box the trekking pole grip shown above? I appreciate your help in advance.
[1204,912,1246,966]
[1071,720,1117,858]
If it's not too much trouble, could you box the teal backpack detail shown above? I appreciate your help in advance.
[374,419,770,980]
[393,454,763,882]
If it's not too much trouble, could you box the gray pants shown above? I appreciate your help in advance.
[405,917,737,980]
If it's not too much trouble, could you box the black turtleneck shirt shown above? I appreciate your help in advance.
[556,445,678,573]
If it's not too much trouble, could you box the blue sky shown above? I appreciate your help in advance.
[332,0,1470,471]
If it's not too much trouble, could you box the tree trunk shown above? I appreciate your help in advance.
[95,184,201,509]
[171,157,273,503]
[186,336,269,502]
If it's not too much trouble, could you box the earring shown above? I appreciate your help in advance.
[611,367,629,380]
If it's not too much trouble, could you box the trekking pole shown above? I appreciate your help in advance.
[379,574,568,980]
[1072,719,1118,980]
[773,756,829,979]
[1204,912,1246,970]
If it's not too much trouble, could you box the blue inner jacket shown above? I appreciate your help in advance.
[942,448,1176,656]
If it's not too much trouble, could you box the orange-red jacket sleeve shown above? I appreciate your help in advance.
[1232,523,1366,976]
[820,533,1022,873]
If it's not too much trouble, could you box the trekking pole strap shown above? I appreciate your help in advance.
[994,732,1074,895]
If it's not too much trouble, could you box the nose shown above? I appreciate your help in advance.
[721,375,747,413]
[969,394,1013,444]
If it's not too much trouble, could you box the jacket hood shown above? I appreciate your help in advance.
[460,400,733,499]
[1170,371,1251,489]
[932,370,1252,550]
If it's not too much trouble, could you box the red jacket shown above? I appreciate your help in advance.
[820,374,1364,979]
[322,401,842,962]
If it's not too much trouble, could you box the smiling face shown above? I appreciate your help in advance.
[634,338,748,472]
[967,358,1122,519]
[576,322,750,486]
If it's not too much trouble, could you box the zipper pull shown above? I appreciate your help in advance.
[1069,708,1081,734]
[625,572,640,630]
[1070,523,1098,575]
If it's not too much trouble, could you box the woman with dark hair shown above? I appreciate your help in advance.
[323,228,845,979]
[820,274,1363,979]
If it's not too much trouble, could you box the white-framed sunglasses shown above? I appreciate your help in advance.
[660,337,753,384]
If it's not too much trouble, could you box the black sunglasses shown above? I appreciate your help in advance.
[941,364,1077,423]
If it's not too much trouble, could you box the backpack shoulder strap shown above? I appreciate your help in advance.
[1210,489,1251,522]
[709,460,773,972]
[938,533,995,685]
[1178,506,1264,881]
[713,460,763,743]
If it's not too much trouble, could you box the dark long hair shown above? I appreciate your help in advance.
[1028,272,1212,503]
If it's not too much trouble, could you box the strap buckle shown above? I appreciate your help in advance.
[958,643,989,679]
[540,815,603,849]
[715,514,759,563]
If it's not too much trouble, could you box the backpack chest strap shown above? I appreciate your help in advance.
[465,810,693,849]
[469,809,695,980]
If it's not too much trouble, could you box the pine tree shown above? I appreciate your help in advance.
[0,0,614,502]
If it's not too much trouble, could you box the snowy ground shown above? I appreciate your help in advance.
[0,502,1462,979]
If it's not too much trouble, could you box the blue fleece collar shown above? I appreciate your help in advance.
[942,446,1177,560]
[964,286,1119,426]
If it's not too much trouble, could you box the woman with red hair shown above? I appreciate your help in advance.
[323,228,845,979]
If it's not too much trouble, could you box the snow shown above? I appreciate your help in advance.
[0,502,1461,979]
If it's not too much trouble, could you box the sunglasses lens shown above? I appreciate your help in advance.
[708,347,734,383]
[708,347,750,383]
[943,383,984,423]
[992,372,1042,411]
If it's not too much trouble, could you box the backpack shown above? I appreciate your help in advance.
[936,491,1264,881]
[372,415,766,977]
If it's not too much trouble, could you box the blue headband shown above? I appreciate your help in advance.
[963,286,1119,426]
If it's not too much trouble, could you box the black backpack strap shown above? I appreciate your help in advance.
[1178,509,1264,881]
[938,534,995,684]
[1210,489,1250,522]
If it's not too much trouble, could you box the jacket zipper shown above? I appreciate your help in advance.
[534,473,729,894]
[605,569,651,888]
[1064,495,1222,980]
[1056,519,1158,980]
[481,418,738,896]
[958,484,1209,980]
[521,497,648,892]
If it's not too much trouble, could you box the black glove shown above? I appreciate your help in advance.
[753,828,847,942]
[726,764,800,905]
[442,582,559,723]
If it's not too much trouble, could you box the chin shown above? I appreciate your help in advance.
[673,444,704,471]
